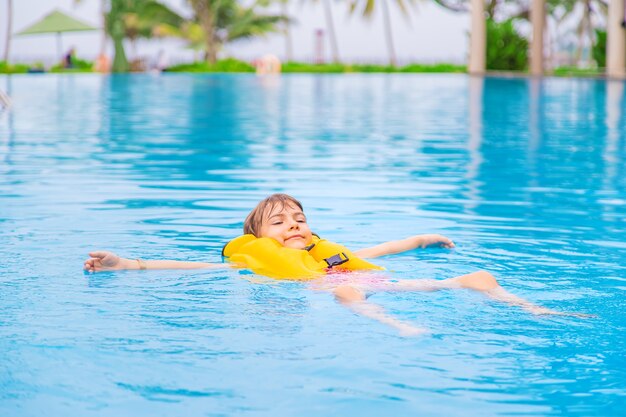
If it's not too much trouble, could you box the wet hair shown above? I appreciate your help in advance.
[243,194,304,237]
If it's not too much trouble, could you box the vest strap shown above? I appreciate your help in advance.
[324,253,349,268]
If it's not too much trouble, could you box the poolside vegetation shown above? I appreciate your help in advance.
[0,0,616,77]
[165,60,466,73]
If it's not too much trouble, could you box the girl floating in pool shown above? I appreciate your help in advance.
[85,193,575,335]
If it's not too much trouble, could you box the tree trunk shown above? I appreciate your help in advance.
[322,0,339,62]
[469,0,486,74]
[607,0,626,77]
[191,0,218,64]
[3,0,12,62]
[282,2,293,62]
[111,16,128,73]
[381,0,397,66]
[203,15,217,64]
[575,1,591,64]
[100,0,107,56]
[112,34,129,72]
[530,0,545,76]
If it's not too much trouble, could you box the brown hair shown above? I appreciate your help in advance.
[243,193,303,237]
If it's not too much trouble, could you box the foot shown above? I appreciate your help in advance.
[397,323,429,337]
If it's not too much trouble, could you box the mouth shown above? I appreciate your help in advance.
[285,235,304,241]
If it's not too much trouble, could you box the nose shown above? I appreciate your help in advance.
[288,219,299,230]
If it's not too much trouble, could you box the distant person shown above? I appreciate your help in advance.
[255,54,281,75]
[94,53,111,73]
[84,194,589,336]
[63,47,76,69]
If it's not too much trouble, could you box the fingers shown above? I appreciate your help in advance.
[84,258,96,272]
[83,257,103,272]
[436,234,455,249]
[88,251,109,259]
[442,240,455,248]
[424,234,455,248]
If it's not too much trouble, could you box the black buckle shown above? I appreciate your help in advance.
[324,253,349,268]
[304,243,316,251]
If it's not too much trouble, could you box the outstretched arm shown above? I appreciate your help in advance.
[354,234,455,259]
[84,251,225,273]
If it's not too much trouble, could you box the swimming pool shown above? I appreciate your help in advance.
[1,73,625,416]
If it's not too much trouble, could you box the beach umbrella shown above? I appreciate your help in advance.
[14,9,98,59]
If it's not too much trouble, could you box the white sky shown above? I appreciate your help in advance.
[2,0,470,65]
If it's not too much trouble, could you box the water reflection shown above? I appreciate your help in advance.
[465,76,484,212]
[96,74,255,184]
[602,79,625,224]
[0,76,15,168]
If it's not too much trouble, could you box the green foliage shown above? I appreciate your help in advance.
[552,66,602,77]
[351,64,396,73]
[186,0,286,63]
[399,63,466,73]
[225,5,286,42]
[47,54,94,73]
[592,29,606,69]
[0,61,30,74]
[50,58,94,73]
[166,60,466,74]
[167,58,255,72]
[486,18,528,71]
[103,0,183,72]
[282,62,347,73]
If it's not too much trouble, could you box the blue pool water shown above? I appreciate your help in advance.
[1,73,625,416]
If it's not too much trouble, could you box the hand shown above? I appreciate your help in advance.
[417,234,455,249]
[84,251,126,272]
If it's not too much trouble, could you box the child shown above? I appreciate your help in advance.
[85,193,574,335]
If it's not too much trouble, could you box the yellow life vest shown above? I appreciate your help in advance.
[222,234,384,280]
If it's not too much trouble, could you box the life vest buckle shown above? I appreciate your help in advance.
[324,252,349,268]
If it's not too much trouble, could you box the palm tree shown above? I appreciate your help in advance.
[75,0,183,72]
[433,0,609,67]
[322,0,340,62]
[547,0,608,65]
[349,0,416,66]
[280,0,294,61]
[120,1,184,60]
[187,0,218,63]
[3,0,12,62]
[186,0,286,64]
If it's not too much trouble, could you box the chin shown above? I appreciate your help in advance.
[284,242,305,250]
[283,239,308,250]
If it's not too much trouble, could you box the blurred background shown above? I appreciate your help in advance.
[0,0,620,75]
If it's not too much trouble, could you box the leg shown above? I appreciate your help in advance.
[446,271,582,316]
[344,271,498,293]
[360,271,578,316]
[448,270,499,291]
[333,285,428,336]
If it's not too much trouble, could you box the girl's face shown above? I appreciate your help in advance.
[259,202,313,249]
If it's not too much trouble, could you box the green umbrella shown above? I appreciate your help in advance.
[15,9,98,59]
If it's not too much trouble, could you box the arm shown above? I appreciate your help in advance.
[84,251,225,273]
[354,234,455,259]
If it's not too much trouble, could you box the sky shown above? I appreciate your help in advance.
[1,0,470,65]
